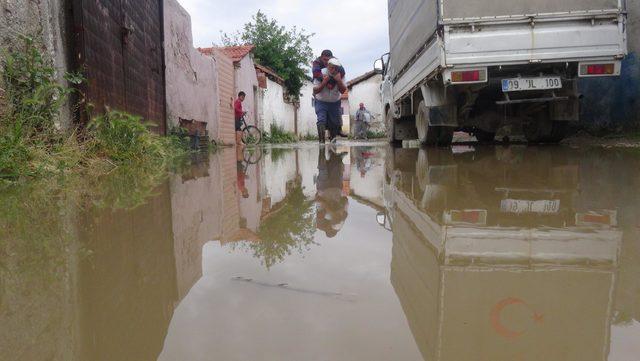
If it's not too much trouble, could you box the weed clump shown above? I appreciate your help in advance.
[263,124,297,144]
[0,35,190,182]
[88,110,188,164]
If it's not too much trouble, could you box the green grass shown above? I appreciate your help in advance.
[0,35,191,183]
[301,133,319,141]
[366,130,387,139]
[263,124,297,144]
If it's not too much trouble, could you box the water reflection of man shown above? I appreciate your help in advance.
[356,148,375,178]
[236,146,250,199]
[316,147,349,238]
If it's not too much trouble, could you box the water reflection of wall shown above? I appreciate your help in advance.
[0,189,80,361]
[77,183,178,361]
[170,154,224,300]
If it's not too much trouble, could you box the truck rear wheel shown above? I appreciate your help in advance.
[417,100,454,146]
[474,130,496,143]
[545,121,570,143]
[524,118,569,144]
[523,112,553,144]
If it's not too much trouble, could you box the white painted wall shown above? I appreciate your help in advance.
[298,81,318,137]
[164,0,219,135]
[262,150,298,205]
[348,75,385,132]
[234,56,259,128]
[260,78,296,133]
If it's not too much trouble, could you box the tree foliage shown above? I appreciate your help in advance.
[221,11,314,99]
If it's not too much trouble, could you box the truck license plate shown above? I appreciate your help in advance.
[501,199,561,214]
[502,77,562,92]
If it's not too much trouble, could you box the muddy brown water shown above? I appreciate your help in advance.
[1,144,639,361]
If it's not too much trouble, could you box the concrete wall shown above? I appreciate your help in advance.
[298,81,317,137]
[260,78,296,133]
[164,0,219,135]
[580,3,640,130]
[234,56,259,127]
[348,75,385,133]
[0,0,72,129]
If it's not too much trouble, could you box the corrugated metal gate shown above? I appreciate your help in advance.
[72,0,166,134]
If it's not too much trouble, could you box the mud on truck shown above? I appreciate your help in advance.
[376,0,629,145]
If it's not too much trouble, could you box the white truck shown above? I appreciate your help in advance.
[376,0,629,145]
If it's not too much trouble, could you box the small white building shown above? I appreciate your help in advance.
[255,64,297,134]
[347,71,384,133]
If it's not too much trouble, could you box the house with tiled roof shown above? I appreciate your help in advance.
[254,62,298,134]
[199,45,261,129]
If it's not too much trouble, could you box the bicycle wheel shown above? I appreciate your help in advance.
[243,147,263,164]
[242,126,262,145]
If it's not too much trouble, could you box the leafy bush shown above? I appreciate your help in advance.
[1,36,81,138]
[263,124,297,144]
[88,110,187,164]
[366,130,387,139]
[0,35,191,182]
[0,35,82,180]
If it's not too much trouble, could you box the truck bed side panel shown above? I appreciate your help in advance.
[388,0,438,78]
[442,0,620,19]
[445,21,626,65]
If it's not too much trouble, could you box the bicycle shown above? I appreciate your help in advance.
[239,112,262,145]
[243,146,263,165]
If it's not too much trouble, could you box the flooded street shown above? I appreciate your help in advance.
[1,143,640,361]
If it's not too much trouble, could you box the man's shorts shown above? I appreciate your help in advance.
[315,100,342,129]
[235,118,243,131]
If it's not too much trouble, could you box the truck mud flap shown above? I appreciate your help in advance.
[429,106,457,127]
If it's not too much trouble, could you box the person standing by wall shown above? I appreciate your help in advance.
[355,103,374,140]
[313,53,347,143]
[234,91,247,146]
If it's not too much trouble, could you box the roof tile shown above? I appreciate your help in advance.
[198,45,255,62]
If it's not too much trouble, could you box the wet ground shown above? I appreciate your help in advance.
[1,143,640,361]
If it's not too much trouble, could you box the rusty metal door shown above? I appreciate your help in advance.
[72,0,166,134]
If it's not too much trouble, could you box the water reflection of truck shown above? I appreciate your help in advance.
[378,147,622,360]
[376,1,628,145]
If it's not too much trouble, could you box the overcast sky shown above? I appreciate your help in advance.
[178,0,390,80]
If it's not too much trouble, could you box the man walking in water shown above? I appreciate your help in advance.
[313,50,347,143]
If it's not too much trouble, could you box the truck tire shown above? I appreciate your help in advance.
[386,107,400,145]
[474,130,496,143]
[417,100,454,146]
[524,115,553,144]
[545,121,570,143]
